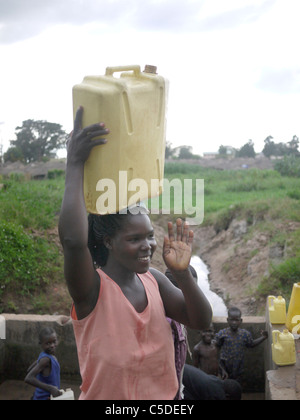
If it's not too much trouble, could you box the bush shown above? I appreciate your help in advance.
[258,257,300,299]
[274,156,300,177]
[48,169,65,179]
[0,221,61,299]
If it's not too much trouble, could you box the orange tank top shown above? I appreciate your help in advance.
[71,269,178,400]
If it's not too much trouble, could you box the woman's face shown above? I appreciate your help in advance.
[108,214,157,273]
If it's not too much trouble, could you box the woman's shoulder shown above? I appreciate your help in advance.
[149,267,166,283]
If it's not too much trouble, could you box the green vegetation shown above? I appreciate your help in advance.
[1,160,300,313]
[0,177,65,313]
[0,177,65,229]
[157,162,300,225]
[0,221,60,298]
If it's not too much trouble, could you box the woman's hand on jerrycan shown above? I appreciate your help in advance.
[163,218,193,272]
[67,106,109,165]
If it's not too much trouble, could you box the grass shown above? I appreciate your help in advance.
[0,177,65,312]
[0,177,65,229]
[1,161,300,312]
[149,163,300,225]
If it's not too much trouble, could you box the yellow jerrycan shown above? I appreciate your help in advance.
[50,388,75,400]
[272,330,296,366]
[286,283,300,334]
[72,65,168,214]
[268,296,286,324]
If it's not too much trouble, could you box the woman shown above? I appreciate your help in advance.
[59,106,212,400]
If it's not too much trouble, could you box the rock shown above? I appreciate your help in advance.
[230,219,248,239]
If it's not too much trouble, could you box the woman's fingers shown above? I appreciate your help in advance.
[74,106,84,133]
[74,107,109,140]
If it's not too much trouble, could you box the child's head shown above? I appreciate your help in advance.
[165,264,198,288]
[88,208,157,273]
[201,324,215,345]
[39,328,58,356]
[227,307,242,332]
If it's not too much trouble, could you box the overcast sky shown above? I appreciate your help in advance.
[1,0,300,157]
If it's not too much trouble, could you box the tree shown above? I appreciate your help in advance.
[218,145,228,156]
[178,145,194,159]
[236,140,256,158]
[3,146,23,163]
[165,141,175,159]
[286,135,299,156]
[262,136,275,158]
[262,135,299,157]
[5,120,67,163]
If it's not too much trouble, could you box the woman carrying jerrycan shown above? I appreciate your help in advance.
[59,107,212,400]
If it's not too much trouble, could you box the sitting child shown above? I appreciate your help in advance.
[215,307,268,383]
[25,327,62,400]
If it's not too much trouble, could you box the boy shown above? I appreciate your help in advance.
[215,307,268,383]
[192,325,220,376]
[25,327,62,400]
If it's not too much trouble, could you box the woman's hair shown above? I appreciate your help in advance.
[88,205,151,267]
[88,213,128,267]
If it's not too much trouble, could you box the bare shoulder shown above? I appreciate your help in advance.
[149,267,167,284]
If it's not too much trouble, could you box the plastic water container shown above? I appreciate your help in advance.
[51,388,75,400]
[268,296,286,324]
[272,330,296,366]
[286,283,300,333]
[73,65,168,214]
[0,315,5,340]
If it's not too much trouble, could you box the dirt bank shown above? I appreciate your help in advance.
[192,220,300,316]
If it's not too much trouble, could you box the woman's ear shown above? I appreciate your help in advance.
[103,235,112,250]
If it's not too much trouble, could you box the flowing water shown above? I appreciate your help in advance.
[191,255,228,317]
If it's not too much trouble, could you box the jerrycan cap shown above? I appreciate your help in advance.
[143,65,158,74]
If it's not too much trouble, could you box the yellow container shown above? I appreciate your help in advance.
[272,330,296,366]
[268,296,286,324]
[51,388,75,400]
[72,65,168,214]
[286,283,300,333]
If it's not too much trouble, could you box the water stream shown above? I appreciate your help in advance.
[190,255,228,318]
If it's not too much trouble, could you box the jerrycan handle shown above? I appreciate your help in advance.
[105,65,141,77]
[268,296,275,306]
[272,330,279,344]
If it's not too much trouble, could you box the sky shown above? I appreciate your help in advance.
[1,0,300,157]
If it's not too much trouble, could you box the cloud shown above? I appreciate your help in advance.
[0,0,276,45]
[131,0,204,32]
[198,0,277,31]
[0,0,127,44]
[257,67,300,94]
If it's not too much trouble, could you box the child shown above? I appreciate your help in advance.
[192,325,220,377]
[58,106,212,400]
[25,328,61,400]
[215,307,268,383]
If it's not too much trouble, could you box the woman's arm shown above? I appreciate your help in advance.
[152,219,212,330]
[58,107,109,319]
